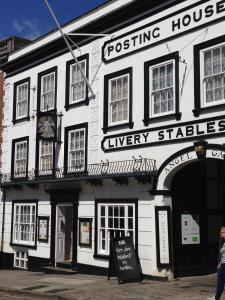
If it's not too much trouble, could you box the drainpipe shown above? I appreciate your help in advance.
[1,188,6,253]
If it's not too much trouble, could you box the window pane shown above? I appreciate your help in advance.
[110,75,128,123]
[151,62,175,116]
[98,204,135,255]
[16,83,28,118]
[70,61,86,103]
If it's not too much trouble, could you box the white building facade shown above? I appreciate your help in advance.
[1,0,225,278]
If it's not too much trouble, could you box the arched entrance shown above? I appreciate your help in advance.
[172,158,225,277]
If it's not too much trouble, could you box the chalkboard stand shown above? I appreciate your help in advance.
[108,240,119,283]
[108,236,142,284]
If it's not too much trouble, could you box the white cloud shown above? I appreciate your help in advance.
[12,19,42,40]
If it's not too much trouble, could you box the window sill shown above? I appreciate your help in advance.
[11,175,28,182]
[63,169,87,177]
[102,121,134,134]
[193,104,225,117]
[12,116,30,125]
[93,254,109,260]
[143,112,181,126]
[65,98,89,111]
[10,242,37,249]
[37,108,56,114]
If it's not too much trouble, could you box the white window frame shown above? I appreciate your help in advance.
[14,250,28,269]
[16,82,29,119]
[69,59,86,104]
[68,128,86,172]
[108,74,130,126]
[149,59,175,118]
[12,203,37,246]
[39,140,53,175]
[14,141,27,178]
[97,203,135,256]
[200,42,225,108]
[40,71,55,111]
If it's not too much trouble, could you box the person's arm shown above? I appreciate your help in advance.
[218,239,223,270]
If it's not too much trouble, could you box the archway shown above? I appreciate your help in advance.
[172,158,225,277]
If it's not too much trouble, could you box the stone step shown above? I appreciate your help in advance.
[43,266,77,275]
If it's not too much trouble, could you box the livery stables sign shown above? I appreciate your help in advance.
[101,116,225,152]
[103,0,225,62]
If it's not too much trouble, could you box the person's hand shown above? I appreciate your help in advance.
[217,263,221,270]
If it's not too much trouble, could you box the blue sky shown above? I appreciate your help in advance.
[0,0,108,41]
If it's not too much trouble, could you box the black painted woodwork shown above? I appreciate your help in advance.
[172,159,225,277]
[103,67,133,134]
[11,137,29,181]
[12,78,30,124]
[143,52,180,126]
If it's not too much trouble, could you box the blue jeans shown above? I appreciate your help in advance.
[215,263,225,300]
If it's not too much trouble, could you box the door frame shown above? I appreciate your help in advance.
[48,189,80,268]
[55,203,73,264]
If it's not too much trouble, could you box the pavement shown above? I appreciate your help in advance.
[0,269,224,300]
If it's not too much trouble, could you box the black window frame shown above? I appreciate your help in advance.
[10,199,38,249]
[11,136,29,181]
[64,122,88,175]
[193,34,225,117]
[93,199,138,260]
[65,53,89,111]
[13,78,30,124]
[103,67,133,134]
[37,66,58,113]
[143,51,181,126]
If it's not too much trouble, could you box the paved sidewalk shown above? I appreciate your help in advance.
[0,269,224,300]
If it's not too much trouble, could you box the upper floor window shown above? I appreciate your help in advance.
[103,67,133,134]
[143,52,180,125]
[64,123,88,173]
[203,44,225,106]
[37,67,57,112]
[150,61,175,117]
[12,201,37,247]
[39,140,53,175]
[13,78,30,124]
[109,75,129,124]
[65,54,89,110]
[11,137,29,179]
[41,72,55,111]
[193,36,225,117]
[70,60,86,103]
[68,128,85,172]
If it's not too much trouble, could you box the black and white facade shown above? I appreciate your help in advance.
[1,0,225,278]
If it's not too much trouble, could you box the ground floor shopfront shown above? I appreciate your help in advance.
[0,141,225,279]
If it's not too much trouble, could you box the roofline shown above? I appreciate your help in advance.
[8,0,115,58]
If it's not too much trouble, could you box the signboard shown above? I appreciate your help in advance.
[37,115,56,139]
[102,115,225,152]
[79,218,92,247]
[181,214,200,245]
[103,0,225,62]
[155,207,172,268]
[163,149,225,176]
[38,217,49,243]
[108,236,142,284]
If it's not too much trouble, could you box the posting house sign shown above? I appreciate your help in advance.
[101,115,225,152]
[102,0,225,63]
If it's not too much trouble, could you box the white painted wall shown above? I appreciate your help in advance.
[2,0,225,277]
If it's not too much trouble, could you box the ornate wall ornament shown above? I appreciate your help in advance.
[38,115,56,139]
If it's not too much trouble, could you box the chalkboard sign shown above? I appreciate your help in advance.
[108,236,142,284]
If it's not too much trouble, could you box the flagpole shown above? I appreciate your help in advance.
[44,0,95,99]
